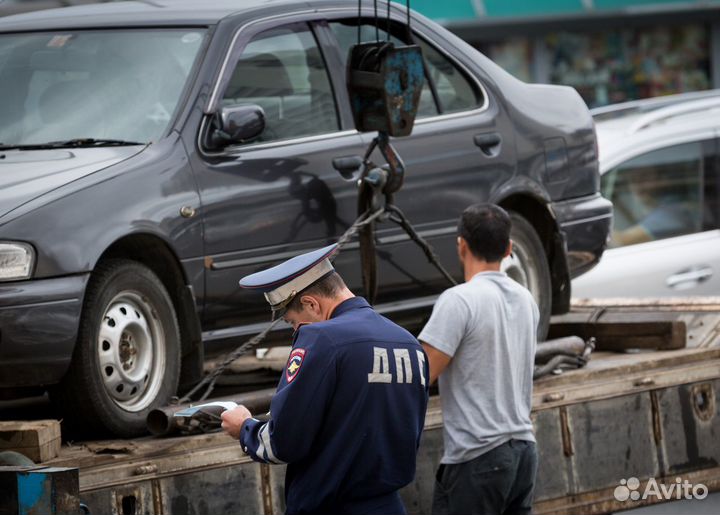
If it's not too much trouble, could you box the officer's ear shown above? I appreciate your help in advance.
[299,294,321,314]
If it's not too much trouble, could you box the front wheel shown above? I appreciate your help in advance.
[53,259,180,437]
[502,212,552,340]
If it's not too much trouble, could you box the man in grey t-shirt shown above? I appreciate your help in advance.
[419,203,539,515]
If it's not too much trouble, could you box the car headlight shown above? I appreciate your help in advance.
[0,242,35,281]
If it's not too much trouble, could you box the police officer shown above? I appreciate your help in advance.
[221,244,429,515]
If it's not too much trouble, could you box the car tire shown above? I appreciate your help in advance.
[52,259,180,437]
[502,212,552,340]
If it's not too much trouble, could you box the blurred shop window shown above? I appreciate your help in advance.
[223,23,339,143]
[484,39,533,83]
[547,25,711,108]
[601,141,716,247]
[330,20,482,118]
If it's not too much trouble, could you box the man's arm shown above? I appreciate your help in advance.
[421,342,452,386]
[418,289,470,384]
[221,406,288,464]
[221,329,336,465]
[221,405,252,440]
[612,225,652,246]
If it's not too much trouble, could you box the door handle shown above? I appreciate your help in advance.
[474,133,502,157]
[332,155,364,180]
[666,266,713,289]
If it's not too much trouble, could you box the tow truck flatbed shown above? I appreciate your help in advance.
[13,299,720,514]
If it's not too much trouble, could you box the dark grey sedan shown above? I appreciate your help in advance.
[0,0,611,436]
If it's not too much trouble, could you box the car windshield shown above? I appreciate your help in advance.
[0,29,206,147]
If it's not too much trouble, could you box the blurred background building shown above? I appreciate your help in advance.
[2,0,720,107]
[409,0,720,107]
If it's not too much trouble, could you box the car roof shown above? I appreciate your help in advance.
[0,0,318,31]
[592,90,720,171]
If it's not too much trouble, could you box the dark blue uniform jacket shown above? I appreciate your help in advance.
[240,297,429,515]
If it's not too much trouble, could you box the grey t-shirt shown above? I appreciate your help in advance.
[418,271,538,464]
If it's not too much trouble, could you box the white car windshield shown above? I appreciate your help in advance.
[0,29,206,147]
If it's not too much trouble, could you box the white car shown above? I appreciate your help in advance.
[573,91,720,298]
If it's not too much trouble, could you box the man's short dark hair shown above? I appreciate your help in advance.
[458,203,511,262]
[286,271,346,312]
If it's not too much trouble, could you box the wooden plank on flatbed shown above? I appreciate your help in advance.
[549,320,686,350]
[564,298,720,349]
[0,420,61,462]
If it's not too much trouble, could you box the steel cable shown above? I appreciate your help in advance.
[178,208,390,404]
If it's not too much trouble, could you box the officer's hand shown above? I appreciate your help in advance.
[221,405,252,440]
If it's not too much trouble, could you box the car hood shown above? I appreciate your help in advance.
[0,146,145,219]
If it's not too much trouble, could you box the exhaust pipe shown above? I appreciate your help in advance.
[534,336,595,380]
[535,336,587,363]
[147,388,275,436]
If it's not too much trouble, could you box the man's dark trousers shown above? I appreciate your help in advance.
[432,439,538,515]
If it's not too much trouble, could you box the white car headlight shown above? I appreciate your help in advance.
[0,242,35,281]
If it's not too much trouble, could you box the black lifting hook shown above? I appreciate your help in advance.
[347,0,424,137]
[347,1,456,305]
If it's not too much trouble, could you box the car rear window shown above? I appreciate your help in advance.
[329,20,483,118]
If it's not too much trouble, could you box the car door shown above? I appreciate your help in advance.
[572,138,720,297]
[319,16,517,304]
[192,20,365,334]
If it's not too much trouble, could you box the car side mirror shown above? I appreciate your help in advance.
[207,104,265,149]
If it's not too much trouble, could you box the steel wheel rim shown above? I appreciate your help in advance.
[96,292,166,412]
[502,239,542,306]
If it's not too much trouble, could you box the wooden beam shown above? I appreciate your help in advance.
[549,320,686,351]
[0,420,61,463]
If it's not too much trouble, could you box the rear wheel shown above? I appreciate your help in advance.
[502,212,552,340]
[53,259,180,437]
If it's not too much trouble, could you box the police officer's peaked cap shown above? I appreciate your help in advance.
[239,244,339,311]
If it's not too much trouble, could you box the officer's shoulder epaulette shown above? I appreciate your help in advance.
[292,323,328,348]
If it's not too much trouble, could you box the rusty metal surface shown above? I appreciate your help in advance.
[571,297,720,310]
[51,432,251,492]
[111,486,146,515]
[82,461,269,515]
[69,376,719,515]
[260,463,274,515]
[534,466,720,515]
[0,466,79,515]
[657,380,720,476]
[151,478,164,515]
[533,348,720,411]
[532,409,570,501]
[399,426,444,515]
[532,379,720,514]
[570,393,661,492]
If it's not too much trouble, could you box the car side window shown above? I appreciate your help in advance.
[222,23,339,144]
[328,20,481,119]
[601,141,716,248]
[416,37,480,114]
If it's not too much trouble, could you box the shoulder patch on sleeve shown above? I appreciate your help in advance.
[286,348,306,383]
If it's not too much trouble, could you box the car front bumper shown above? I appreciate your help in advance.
[0,273,88,388]
[551,193,613,279]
